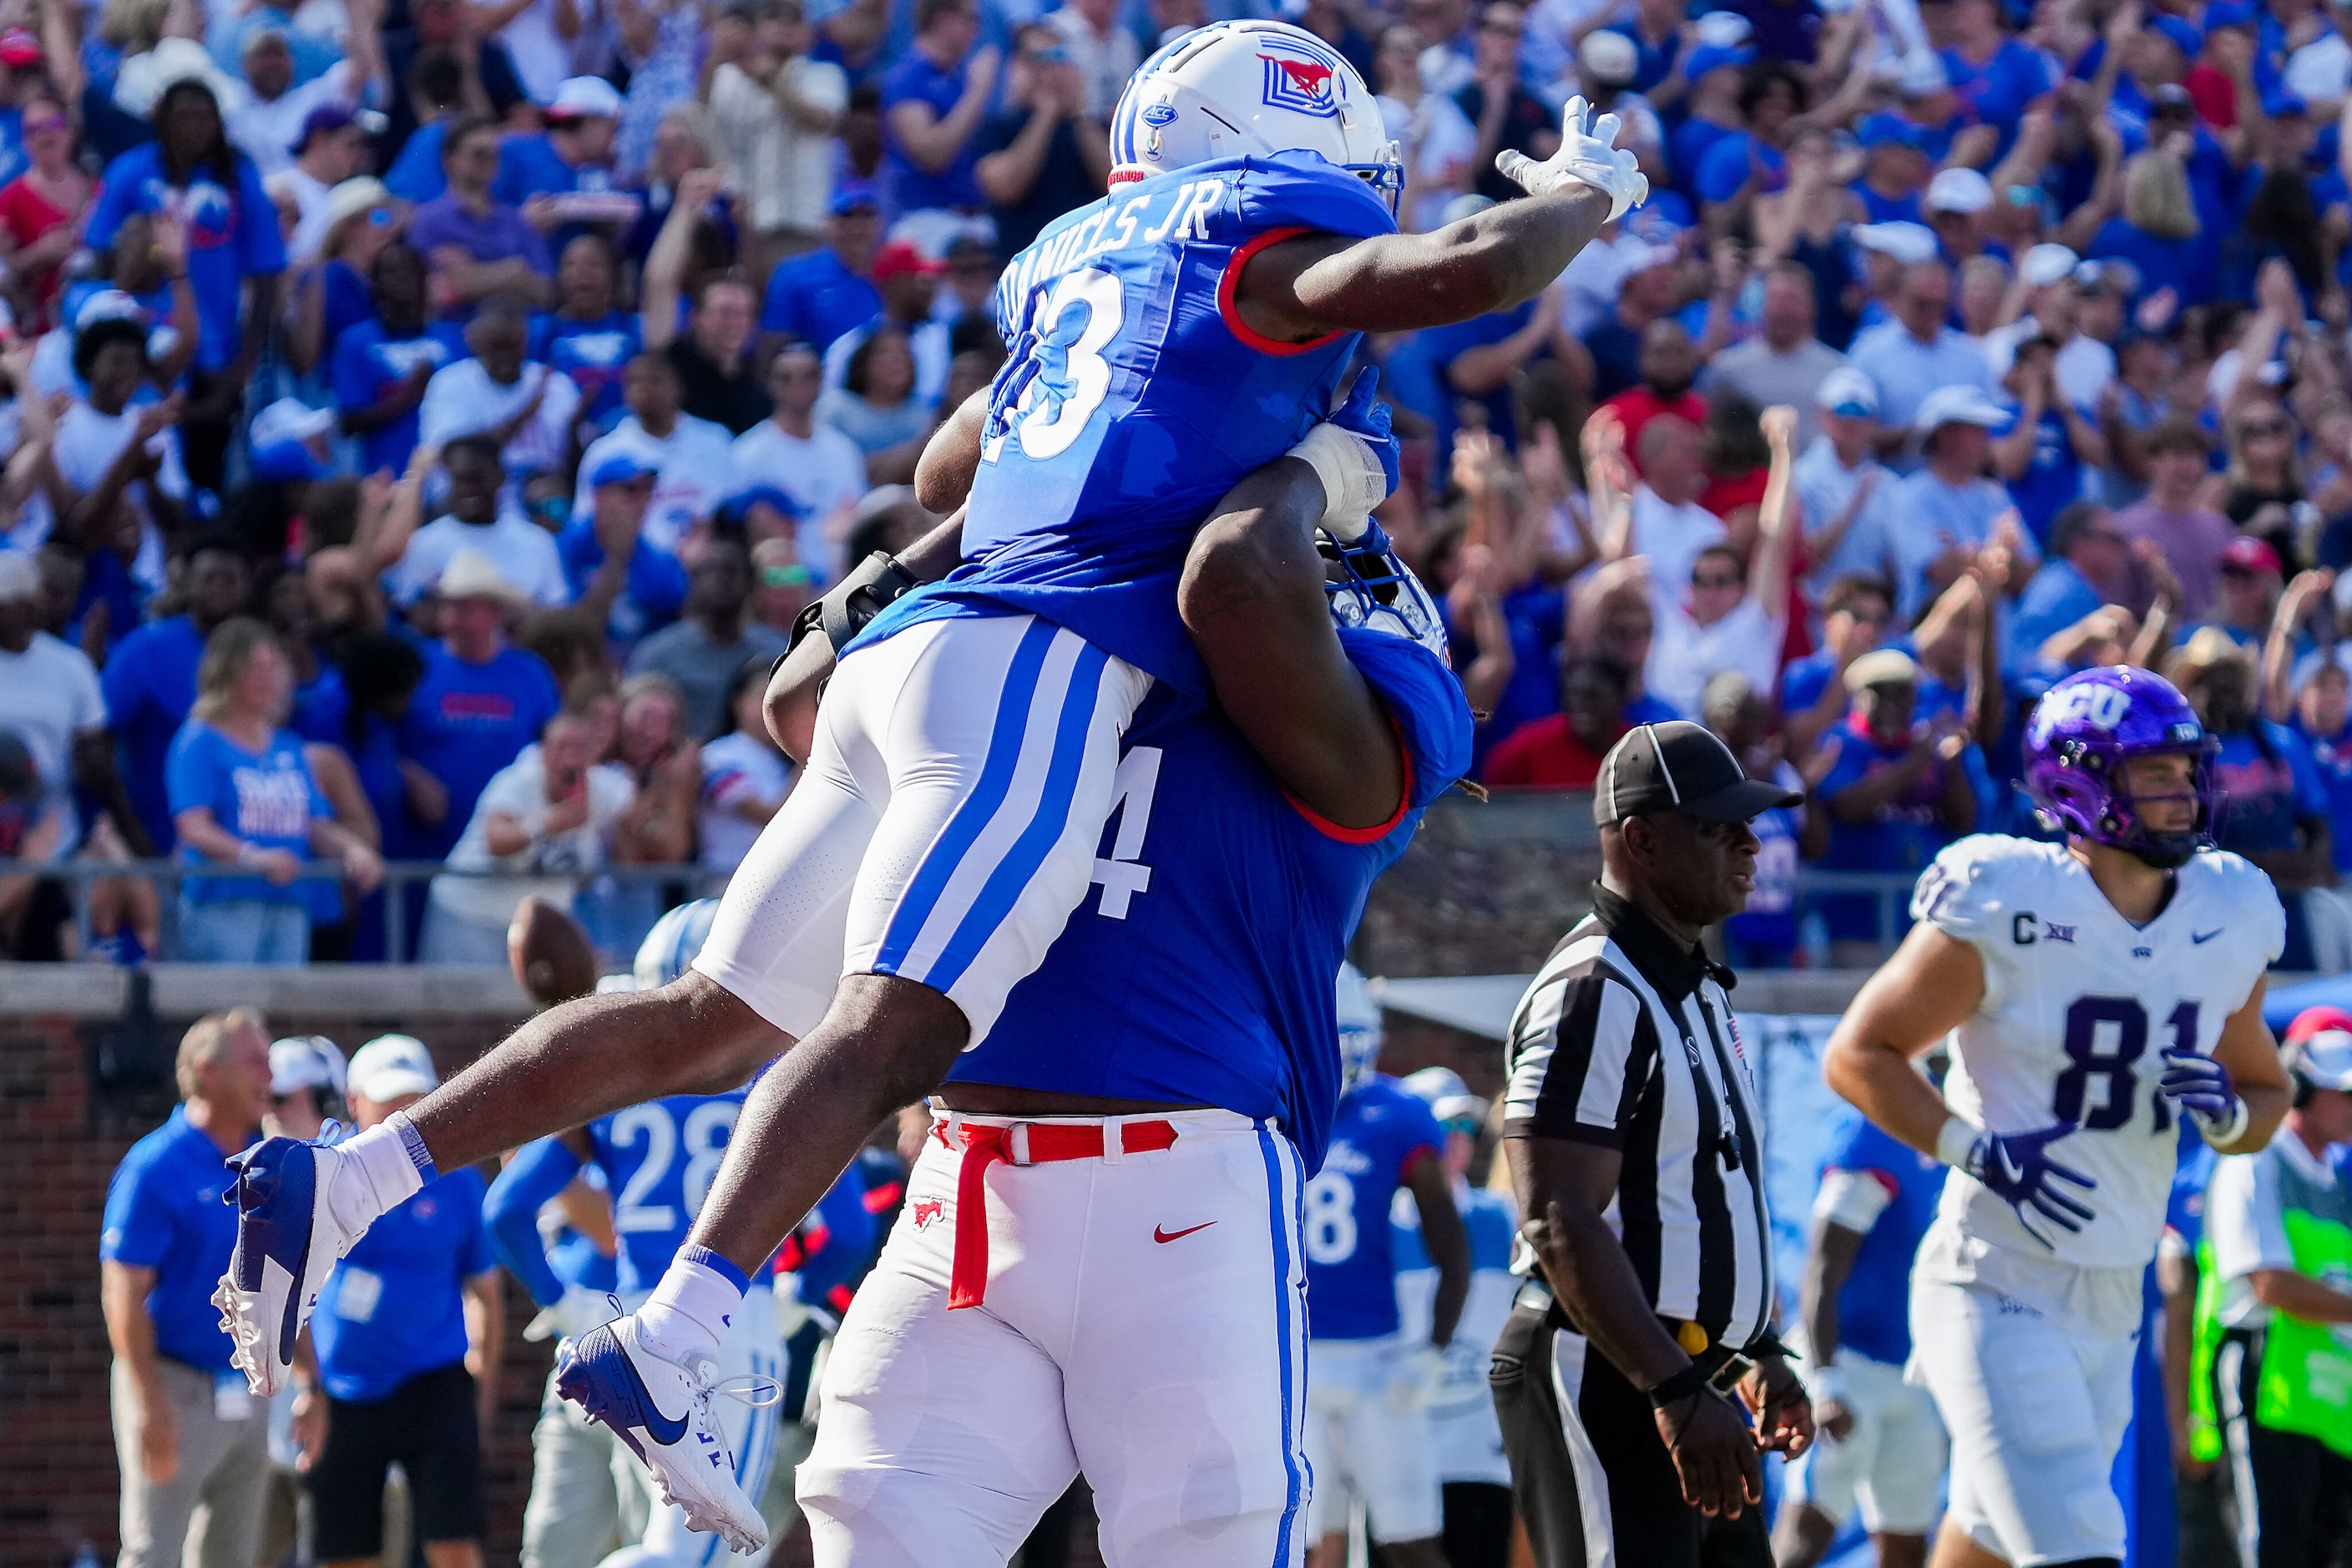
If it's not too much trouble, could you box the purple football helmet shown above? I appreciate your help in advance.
[2023,666,2218,867]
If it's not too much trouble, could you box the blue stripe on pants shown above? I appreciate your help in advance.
[873,619,1060,974]
[921,639,1111,992]
[1258,1125,1306,1567]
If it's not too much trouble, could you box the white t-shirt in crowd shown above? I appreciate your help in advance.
[431,743,635,925]
[0,629,108,856]
[1629,486,1729,600]
[499,0,582,103]
[53,400,186,595]
[231,61,363,176]
[1793,437,1898,590]
[698,730,794,872]
[573,414,741,557]
[278,165,336,262]
[731,417,867,582]
[1645,589,1786,721]
[706,57,850,233]
[386,512,573,606]
[821,316,950,410]
[419,359,584,481]
[1378,91,1479,235]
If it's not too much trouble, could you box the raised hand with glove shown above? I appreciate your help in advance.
[1495,94,1649,220]
[2161,1045,2250,1146]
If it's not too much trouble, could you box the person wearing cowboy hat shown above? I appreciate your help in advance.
[286,176,412,377]
[1886,383,2036,621]
[398,544,564,865]
[386,434,571,609]
[278,118,392,263]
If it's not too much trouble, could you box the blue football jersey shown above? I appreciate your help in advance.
[852,152,1398,696]
[948,627,1471,1171]
[1820,1114,1942,1367]
[1393,1181,1518,1277]
[1304,1075,1445,1342]
[586,1090,750,1295]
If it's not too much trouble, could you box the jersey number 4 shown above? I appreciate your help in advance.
[2056,996,2198,1132]
[609,1101,740,1234]
[1090,746,1161,918]
[982,268,1124,464]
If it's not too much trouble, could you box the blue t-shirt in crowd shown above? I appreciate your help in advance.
[1941,39,2056,162]
[100,1105,254,1373]
[102,615,210,853]
[2210,723,2329,857]
[84,144,288,373]
[1813,711,1986,938]
[530,310,641,429]
[311,1166,495,1403]
[384,120,449,202]
[167,721,329,906]
[2296,718,2352,873]
[493,134,610,206]
[1305,1074,1444,1343]
[758,246,882,353]
[878,48,982,213]
[1724,792,1801,959]
[397,642,562,859]
[1818,1112,1942,1367]
[556,518,689,647]
[1694,134,1784,205]
[1444,578,1562,771]
[2086,216,2214,305]
[1778,649,1966,727]
[0,106,23,186]
[331,318,467,476]
[2006,557,2103,670]
[320,258,375,351]
[1670,116,1741,191]
[1419,300,1535,454]
[1991,400,2092,544]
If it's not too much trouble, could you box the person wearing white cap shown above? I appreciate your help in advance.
[2195,1023,2352,1568]
[1923,165,1995,261]
[386,433,572,609]
[1887,382,2036,620]
[303,1033,503,1568]
[1700,262,1847,450]
[1848,260,1994,464]
[496,76,635,240]
[266,1036,349,1138]
[1793,366,1900,591]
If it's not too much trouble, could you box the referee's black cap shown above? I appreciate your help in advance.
[1594,721,1804,827]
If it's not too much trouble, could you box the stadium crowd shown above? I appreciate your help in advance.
[3,0,2352,969]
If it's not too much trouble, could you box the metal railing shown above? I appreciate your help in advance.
[0,858,731,963]
[0,856,1926,965]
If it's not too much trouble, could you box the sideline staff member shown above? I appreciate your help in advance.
[1491,722,1815,1568]
[102,1009,282,1568]
[2198,1022,2352,1567]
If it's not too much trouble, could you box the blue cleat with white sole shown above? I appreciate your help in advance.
[211,1136,366,1396]
[556,1315,771,1555]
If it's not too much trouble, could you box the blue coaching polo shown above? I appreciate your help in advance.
[101,1105,253,1373]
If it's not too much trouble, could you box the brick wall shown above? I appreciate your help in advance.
[0,1002,544,1568]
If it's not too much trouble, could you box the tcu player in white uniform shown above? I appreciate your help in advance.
[1825,665,2290,1568]
[220,35,1639,1544]
[1299,969,1469,1568]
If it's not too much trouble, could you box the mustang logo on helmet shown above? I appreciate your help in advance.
[1259,50,1340,115]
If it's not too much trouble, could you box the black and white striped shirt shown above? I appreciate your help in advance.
[1505,883,1776,1353]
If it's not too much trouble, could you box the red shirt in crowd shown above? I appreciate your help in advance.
[1483,716,1621,788]
[1604,387,1709,476]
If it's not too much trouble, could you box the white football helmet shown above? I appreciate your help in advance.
[1323,521,1449,666]
[1336,962,1384,1087]
[633,898,722,989]
[1109,20,1401,210]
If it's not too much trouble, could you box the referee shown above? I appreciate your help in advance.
[1490,721,1814,1568]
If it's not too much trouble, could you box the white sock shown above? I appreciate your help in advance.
[326,1115,432,1235]
[635,1247,746,1365]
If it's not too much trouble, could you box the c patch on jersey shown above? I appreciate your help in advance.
[1258,44,1343,117]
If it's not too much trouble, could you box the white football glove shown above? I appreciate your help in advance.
[524,1285,617,1343]
[1496,95,1649,222]
[1386,1342,1449,1412]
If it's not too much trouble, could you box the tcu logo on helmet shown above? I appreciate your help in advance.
[2035,682,2132,738]
[1258,46,1342,117]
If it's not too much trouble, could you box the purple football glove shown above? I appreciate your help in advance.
[2161,1046,2246,1139]
[1961,1122,2097,1249]
[1329,367,1400,502]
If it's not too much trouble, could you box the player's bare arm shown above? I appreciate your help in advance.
[1506,1136,1764,1519]
[765,513,968,763]
[2203,975,2290,1154]
[1796,1220,1867,1441]
[1400,1148,1471,1348]
[913,389,988,516]
[1823,926,1990,1158]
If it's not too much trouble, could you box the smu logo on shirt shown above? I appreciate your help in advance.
[376,338,451,379]
[441,691,520,726]
[232,763,311,838]
[145,177,237,250]
[1319,1140,1373,1177]
[1258,43,1343,117]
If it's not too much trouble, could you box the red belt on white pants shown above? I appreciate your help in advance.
[931,1115,1181,1309]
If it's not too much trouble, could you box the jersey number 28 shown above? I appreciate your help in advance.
[2055,996,2198,1131]
[610,1101,741,1234]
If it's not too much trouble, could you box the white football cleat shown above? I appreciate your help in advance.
[556,1315,772,1555]
[212,1136,367,1396]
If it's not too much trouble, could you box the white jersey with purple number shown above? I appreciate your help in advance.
[1911,834,2282,1272]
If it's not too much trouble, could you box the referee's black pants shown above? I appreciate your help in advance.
[2213,1328,2352,1568]
[1490,1302,1770,1568]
